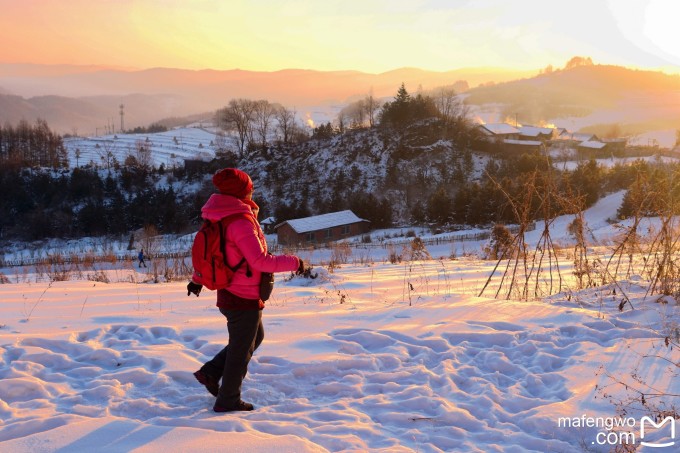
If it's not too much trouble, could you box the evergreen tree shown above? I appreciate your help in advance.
[427,187,453,225]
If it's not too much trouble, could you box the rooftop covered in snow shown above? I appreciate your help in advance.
[578,140,607,149]
[478,123,520,136]
[275,210,369,234]
[518,125,554,137]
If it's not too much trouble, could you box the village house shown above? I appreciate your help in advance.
[602,138,627,154]
[477,123,552,153]
[478,123,520,141]
[477,122,628,155]
[577,140,608,153]
[517,125,555,141]
[502,138,543,153]
[259,216,276,234]
[274,210,370,246]
[555,131,599,143]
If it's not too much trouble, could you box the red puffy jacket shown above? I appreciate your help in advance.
[195,194,300,304]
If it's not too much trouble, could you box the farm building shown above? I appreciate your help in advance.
[274,210,370,245]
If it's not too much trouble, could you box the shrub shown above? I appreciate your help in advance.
[485,224,515,260]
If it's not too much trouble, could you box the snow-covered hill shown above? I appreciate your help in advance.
[65,127,220,169]
[1,158,679,452]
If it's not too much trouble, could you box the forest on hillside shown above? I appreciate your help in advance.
[1,82,678,244]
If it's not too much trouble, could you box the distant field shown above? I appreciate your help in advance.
[64,126,220,169]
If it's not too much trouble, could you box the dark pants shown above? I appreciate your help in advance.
[201,308,264,407]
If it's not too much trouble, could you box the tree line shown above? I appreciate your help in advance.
[216,99,310,156]
[216,82,475,155]
[0,165,208,241]
[0,119,69,169]
[0,83,669,244]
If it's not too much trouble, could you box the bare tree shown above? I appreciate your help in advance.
[364,90,380,128]
[252,100,277,149]
[336,109,347,134]
[135,139,152,170]
[338,100,367,129]
[275,105,297,145]
[213,131,228,153]
[433,86,460,125]
[216,99,255,156]
[95,139,116,170]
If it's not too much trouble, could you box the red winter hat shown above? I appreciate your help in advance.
[212,168,253,198]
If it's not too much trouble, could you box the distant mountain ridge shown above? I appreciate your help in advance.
[1,62,679,136]
[0,63,532,100]
[0,93,190,136]
[0,63,532,134]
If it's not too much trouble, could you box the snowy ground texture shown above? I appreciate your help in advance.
[1,191,679,452]
[1,268,678,451]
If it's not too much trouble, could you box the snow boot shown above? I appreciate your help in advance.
[213,400,254,412]
[194,370,219,397]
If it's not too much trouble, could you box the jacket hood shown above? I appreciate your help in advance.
[201,194,257,221]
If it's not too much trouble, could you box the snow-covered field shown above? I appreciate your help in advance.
[1,192,678,452]
[65,127,220,169]
[554,155,680,172]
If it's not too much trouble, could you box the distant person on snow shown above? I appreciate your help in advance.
[138,249,147,268]
[187,168,305,412]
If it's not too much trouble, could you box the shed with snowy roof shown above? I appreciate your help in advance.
[274,210,370,245]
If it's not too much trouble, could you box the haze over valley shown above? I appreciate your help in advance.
[1,60,679,146]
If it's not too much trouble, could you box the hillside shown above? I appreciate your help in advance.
[0,93,197,136]
[0,189,678,452]
[54,119,677,238]
[4,82,680,244]
[466,64,680,135]
[55,124,486,234]
[65,127,218,168]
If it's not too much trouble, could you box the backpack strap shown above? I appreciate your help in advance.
[218,213,256,277]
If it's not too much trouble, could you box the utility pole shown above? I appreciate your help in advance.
[119,104,125,133]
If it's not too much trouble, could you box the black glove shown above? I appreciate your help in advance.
[296,259,305,275]
[187,281,203,297]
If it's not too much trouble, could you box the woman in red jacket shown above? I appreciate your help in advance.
[187,168,304,412]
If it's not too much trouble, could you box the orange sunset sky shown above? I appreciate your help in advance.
[0,0,679,73]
